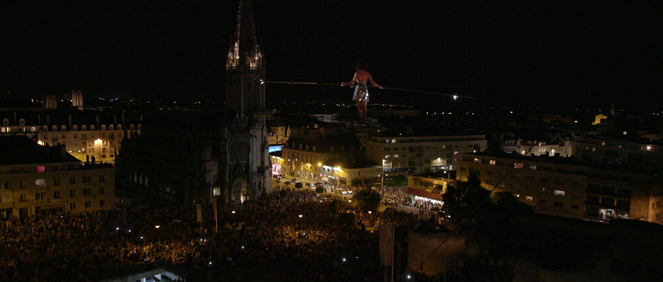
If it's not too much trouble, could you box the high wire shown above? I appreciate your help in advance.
[264,80,476,100]
[412,126,552,275]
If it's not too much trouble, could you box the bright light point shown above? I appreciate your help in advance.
[348,200,352,203]
[140,236,144,239]
[407,274,412,279]
[368,211,372,214]
[232,211,236,214]
[241,246,245,249]
[128,229,131,233]
[298,214,303,218]
[37,140,43,145]
[342,258,346,262]
[453,95,458,100]
[116,227,119,231]
[154,225,160,229]
[209,261,213,265]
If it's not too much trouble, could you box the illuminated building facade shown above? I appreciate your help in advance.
[456,152,663,224]
[0,136,115,219]
[0,110,142,164]
[365,135,487,180]
[280,130,378,186]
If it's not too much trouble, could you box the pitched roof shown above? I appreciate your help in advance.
[0,136,79,165]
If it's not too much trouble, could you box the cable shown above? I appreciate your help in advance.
[412,127,550,273]
[264,80,475,100]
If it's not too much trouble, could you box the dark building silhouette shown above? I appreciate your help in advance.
[116,0,271,204]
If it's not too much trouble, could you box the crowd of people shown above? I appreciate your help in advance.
[0,189,421,282]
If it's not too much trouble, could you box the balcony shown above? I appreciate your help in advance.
[35,185,49,192]
[0,202,14,208]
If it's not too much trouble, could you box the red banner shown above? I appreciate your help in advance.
[379,224,395,266]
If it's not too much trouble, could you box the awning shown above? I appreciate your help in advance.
[407,188,443,201]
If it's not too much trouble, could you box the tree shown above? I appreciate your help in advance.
[315,186,325,193]
[353,187,382,212]
[493,192,534,216]
[442,175,493,226]
[295,182,303,189]
[391,175,407,187]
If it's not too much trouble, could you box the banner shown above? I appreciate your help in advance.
[379,224,395,266]
[196,204,203,223]
[212,201,218,222]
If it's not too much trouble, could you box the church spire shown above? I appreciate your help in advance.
[226,0,264,69]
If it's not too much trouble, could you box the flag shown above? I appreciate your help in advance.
[196,204,203,223]
[212,201,218,222]
[379,224,395,266]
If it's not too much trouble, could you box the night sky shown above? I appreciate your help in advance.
[2,0,661,110]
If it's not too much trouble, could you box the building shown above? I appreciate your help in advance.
[0,110,142,164]
[573,134,663,166]
[0,136,115,219]
[406,172,454,209]
[456,152,663,224]
[280,129,376,186]
[116,0,272,204]
[365,135,487,180]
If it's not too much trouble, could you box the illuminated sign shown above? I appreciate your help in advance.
[269,146,283,153]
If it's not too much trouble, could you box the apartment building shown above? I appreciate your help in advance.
[456,152,663,224]
[0,110,142,164]
[366,135,487,179]
[0,136,115,219]
[280,129,379,186]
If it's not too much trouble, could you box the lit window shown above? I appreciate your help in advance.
[489,160,496,165]
[35,179,46,186]
[554,190,565,196]
[525,196,533,202]
[213,187,221,196]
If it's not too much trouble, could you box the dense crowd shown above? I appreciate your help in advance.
[0,190,420,282]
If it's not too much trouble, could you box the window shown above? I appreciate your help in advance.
[525,196,534,202]
[100,200,105,207]
[3,182,10,189]
[69,190,76,197]
[554,202,563,207]
[539,199,547,204]
[99,187,106,195]
[529,165,537,170]
[20,180,29,188]
[489,160,496,165]
[37,166,45,172]
[85,201,91,209]
[35,179,46,186]
[70,203,76,210]
[540,178,548,183]
[571,205,579,210]
[514,163,523,169]
[82,176,92,183]
[540,187,547,193]
[35,192,45,200]
[20,194,27,202]
[83,188,91,196]
[554,190,565,196]
[54,191,61,199]
[53,178,60,186]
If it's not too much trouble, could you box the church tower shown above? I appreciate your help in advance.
[223,0,271,203]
